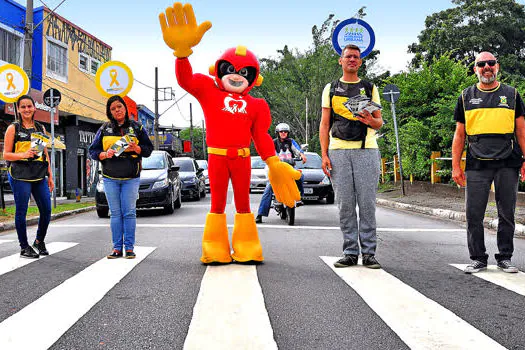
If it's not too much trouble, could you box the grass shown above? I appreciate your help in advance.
[0,202,95,223]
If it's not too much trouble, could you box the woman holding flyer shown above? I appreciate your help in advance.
[2,95,54,258]
[89,95,153,259]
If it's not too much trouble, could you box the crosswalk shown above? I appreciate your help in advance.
[0,240,524,349]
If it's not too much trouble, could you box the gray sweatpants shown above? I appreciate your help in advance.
[330,149,381,256]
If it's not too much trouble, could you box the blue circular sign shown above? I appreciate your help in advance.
[331,18,375,58]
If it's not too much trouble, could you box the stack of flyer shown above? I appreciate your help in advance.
[110,134,131,157]
[343,95,382,117]
[30,132,50,158]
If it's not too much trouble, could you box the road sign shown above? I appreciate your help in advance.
[43,88,61,107]
[331,18,375,58]
[383,84,400,103]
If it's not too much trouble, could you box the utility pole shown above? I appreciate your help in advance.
[305,97,308,147]
[23,0,34,80]
[154,67,159,150]
[189,103,195,158]
[201,119,206,159]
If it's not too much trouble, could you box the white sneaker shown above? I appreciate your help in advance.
[497,260,518,273]
[464,260,487,274]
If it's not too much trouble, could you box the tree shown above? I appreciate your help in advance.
[409,0,525,78]
[179,127,206,159]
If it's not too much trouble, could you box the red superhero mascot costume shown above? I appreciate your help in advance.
[159,3,301,263]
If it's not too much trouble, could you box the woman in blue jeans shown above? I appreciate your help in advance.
[2,95,54,258]
[89,96,153,259]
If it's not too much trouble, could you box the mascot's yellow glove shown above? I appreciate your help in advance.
[266,156,302,208]
[158,2,212,58]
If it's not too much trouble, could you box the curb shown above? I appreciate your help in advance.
[0,206,96,233]
[376,199,525,238]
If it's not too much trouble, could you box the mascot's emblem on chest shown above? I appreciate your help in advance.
[223,96,247,114]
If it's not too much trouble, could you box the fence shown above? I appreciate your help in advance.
[430,151,466,184]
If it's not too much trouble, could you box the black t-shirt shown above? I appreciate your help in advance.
[453,86,525,170]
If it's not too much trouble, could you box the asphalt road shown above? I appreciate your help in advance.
[0,189,524,349]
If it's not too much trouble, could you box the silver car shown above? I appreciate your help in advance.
[196,159,210,192]
[250,156,268,193]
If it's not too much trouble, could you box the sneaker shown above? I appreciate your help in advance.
[464,260,487,274]
[107,250,123,259]
[125,250,136,259]
[296,200,304,207]
[20,246,39,259]
[334,254,358,268]
[362,254,381,269]
[32,240,49,256]
[255,215,263,224]
[497,260,519,273]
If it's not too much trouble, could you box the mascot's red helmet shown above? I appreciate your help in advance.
[209,46,264,94]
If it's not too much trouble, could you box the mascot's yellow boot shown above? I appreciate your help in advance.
[201,213,232,264]
[231,213,264,262]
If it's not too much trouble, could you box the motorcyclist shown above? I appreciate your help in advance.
[255,123,306,223]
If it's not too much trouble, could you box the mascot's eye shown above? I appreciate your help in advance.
[239,68,248,77]
[227,65,236,74]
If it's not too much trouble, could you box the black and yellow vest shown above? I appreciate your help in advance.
[463,83,517,160]
[329,79,373,149]
[9,121,49,182]
[100,121,142,179]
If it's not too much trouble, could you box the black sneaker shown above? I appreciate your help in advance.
[32,240,49,256]
[20,246,39,259]
[107,250,123,259]
[362,254,381,269]
[255,215,263,224]
[296,200,304,207]
[497,260,518,273]
[334,254,358,268]
[125,250,136,259]
[464,260,487,274]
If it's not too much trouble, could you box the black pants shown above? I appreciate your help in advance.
[465,167,519,263]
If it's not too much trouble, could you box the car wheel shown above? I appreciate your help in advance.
[326,191,335,204]
[97,208,109,218]
[174,188,182,209]
[163,192,175,214]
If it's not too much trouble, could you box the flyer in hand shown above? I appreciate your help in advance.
[110,134,131,157]
[343,95,382,117]
[30,132,50,158]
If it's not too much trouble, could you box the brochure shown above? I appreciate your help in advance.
[30,132,50,158]
[110,134,131,157]
[343,95,382,117]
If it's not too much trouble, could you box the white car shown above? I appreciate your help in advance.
[196,159,210,192]
[250,156,268,193]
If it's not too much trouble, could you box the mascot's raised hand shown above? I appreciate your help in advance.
[158,2,211,58]
[266,156,301,208]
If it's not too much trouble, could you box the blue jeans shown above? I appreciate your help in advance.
[8,174,51,249]
[103,177,140,252]
[257,174,304,217]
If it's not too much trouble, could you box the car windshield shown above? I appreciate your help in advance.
[251,157,266,169]
[174,159,195,172]
[196,160,208,170]
[142,154,165,170]
[295,153,322,169]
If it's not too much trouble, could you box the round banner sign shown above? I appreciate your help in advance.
[95,61,133,97]
[0,64,30,103]
[332,18,375,58]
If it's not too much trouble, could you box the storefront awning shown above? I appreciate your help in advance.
[47,137,66,150]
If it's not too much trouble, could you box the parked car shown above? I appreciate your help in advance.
[196,159,210,192]
[172,157,206,200]
[296,152,334,204]
[250,156,267,193]
[95,150,182,217]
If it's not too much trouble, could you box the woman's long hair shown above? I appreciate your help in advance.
[16,94,36,121]
[106,95,130,130]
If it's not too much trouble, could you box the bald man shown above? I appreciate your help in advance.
[452,52,525,274]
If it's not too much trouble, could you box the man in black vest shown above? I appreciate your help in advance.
[319,44,383,269]
[452,51,525,274]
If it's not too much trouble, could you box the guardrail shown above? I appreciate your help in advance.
[430,151,466,184]
[380,155,401,183]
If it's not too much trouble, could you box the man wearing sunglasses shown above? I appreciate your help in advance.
[452,51,525,274]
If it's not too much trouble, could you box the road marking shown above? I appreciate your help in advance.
[0,246,156,350]
[321,256,505,350]
[184,264,277,350]
[0,242,78,277]
[0,240,14,245]
[50,223,464,232]
[450,264,525,296]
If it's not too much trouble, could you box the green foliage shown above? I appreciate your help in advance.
[179,127,206,159]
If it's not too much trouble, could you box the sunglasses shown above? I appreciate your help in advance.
[278,130,289,133]
[475,60,497,68]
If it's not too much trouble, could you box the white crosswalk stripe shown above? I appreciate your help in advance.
[321,256,506,350]
[0,242,78,277]
[0,240,14,245]
[0,246,156,350]
[450,264,525,296]
[184,264,277,350]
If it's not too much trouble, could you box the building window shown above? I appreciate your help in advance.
[79,52,100,76]
[0,25,23,66]
[46,37,68,82]
[90,58,100,75]
[79,53,88,72]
